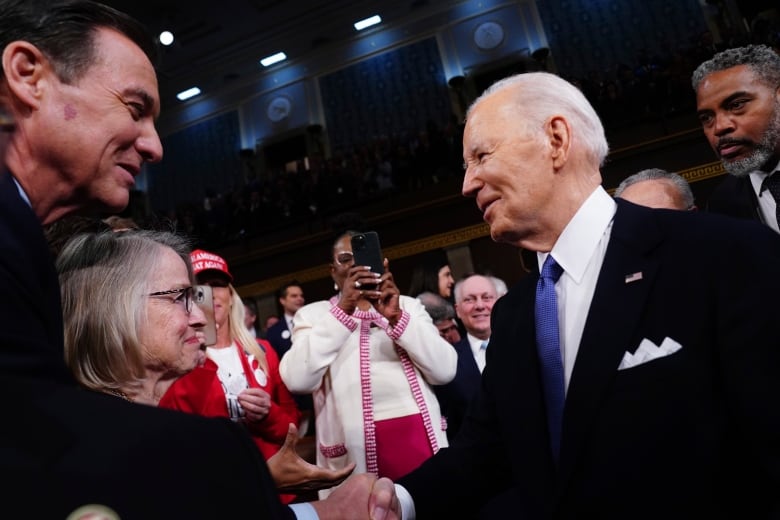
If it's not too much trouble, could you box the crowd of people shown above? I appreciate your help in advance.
[2,0,780,518]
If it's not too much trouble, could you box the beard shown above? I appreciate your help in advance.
[721,102,780,177]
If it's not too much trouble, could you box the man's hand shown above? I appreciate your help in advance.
[311,473,400,520]
[267,423,355,493]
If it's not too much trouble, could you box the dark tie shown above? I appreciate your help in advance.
[535,255,565,463]
[761,173,780,227]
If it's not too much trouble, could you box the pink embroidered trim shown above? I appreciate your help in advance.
[396,345,439,454]
[385,310,410,340]
[319,442,347,458]
[359,317,378,475]
[329,305,358,332]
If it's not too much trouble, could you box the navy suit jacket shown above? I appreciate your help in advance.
[267,318,293,358]
[434,337,482,442]
[0,172,293,518]
[398,200,780,519]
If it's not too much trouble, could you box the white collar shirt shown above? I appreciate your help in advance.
[750,159,780,233]
[537,186,616,393]
[467,333,489,373]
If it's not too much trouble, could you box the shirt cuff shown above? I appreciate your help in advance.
[395,483,416,520]
[289,502,319,520]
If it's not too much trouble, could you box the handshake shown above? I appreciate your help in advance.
[269,424,401,520]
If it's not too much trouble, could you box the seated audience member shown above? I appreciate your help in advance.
[280,230,457,497]
[435,274,500,441]
[416,291,461,345]
[58,230,362,511]
[614,168,696,210]
[162,249,303,503]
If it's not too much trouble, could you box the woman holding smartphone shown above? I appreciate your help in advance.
[279,230,457,498]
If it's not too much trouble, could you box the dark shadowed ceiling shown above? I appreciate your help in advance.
[101,0,464,106]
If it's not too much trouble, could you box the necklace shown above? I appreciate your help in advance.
[105,388,133,402]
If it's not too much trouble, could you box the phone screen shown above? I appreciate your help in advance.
[194,284,217,346]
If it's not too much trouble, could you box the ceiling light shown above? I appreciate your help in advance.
[260,52,287,67]
[176,87,201,101]
[354,15,381,31]
[159,30,174,46]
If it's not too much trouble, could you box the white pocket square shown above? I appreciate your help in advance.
[618,337,682,370]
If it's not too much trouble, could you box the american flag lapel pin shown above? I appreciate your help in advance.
[625,271,643,284]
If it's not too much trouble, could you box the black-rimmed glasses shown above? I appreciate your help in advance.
[148,286,194,313]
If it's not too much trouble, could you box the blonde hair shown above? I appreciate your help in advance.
[228,284,268,374]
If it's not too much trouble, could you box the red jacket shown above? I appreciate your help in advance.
[160,339,301,502]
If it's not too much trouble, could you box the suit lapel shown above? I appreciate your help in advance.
[556,201,663,491]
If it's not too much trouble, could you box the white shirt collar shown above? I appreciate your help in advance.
[538,186,617,283]
[11,177,31,208]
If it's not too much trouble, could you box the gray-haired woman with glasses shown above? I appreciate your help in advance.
[58,229,207,404]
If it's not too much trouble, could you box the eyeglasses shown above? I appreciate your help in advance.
[334,251,354,266]
[148,286,194,313]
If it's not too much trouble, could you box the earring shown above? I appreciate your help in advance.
[334,282,339,292]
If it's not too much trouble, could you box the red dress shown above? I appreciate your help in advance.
[160,339,301,503]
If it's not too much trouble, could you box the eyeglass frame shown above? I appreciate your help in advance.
[147,286,194,313]
[334,250,354,266]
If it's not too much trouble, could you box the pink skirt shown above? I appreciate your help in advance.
[374,413,433,480]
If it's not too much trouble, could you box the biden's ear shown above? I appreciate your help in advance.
[547,115,571,170]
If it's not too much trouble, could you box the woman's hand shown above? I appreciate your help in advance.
[267,423,356,493]
[338,265,381,314]
[375,259,401,326]
[238,387,271,422]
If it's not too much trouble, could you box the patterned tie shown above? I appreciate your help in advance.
[761,173,780,228]
[535,255,565,463]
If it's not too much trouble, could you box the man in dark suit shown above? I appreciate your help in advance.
[395,71,780,518]
[267,281,305,358]
[433,274,497,442]
[692,44,780,231]
[0,1,397,518]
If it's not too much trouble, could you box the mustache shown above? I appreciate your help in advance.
[716,137,752,151]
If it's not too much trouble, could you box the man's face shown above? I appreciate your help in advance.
[39,27,162,220]
[462,89,555,246]
[455,275,497,340]
[435,318,461,345]
[696,65,780,177]
[280,285,305,315]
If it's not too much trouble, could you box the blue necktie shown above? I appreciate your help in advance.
[535,255,565,463]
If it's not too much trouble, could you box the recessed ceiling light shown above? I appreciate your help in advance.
[176,87,201,101]
[260,52,287,67]
[354,15,381,31]
[159,30,174,46]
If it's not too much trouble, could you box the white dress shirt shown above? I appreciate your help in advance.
[750,160,780,233]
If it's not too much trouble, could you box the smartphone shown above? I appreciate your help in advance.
[351,231,384,289]
[194,284,217,346]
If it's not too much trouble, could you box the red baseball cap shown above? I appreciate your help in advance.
[190,249,233,283]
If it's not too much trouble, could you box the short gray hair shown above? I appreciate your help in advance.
[417,291,455,323]
[614,168,695,210]
[691,44,780,92]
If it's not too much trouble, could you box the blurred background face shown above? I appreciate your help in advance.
[141,247,206,374]
[435,318,461,345]
[437,265,454,299]
[280,285,305,315]
[330,234,353,291]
